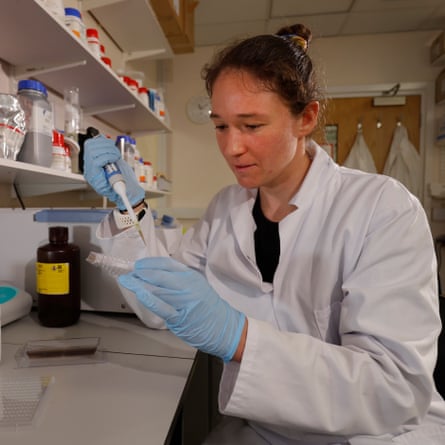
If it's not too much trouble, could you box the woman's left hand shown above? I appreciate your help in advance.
[118,256,246,362]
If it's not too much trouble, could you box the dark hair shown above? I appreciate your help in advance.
[202,24,324,117]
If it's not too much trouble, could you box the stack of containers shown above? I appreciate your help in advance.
[115,134,157,190]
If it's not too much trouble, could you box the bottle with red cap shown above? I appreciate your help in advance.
[86,28,101,58]
[50,130,67,171]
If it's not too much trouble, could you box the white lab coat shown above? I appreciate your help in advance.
[97,143,445,445]
[343,131,377,174]
[383,124,421,199]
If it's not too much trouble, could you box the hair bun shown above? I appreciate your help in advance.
[276,24,312,51]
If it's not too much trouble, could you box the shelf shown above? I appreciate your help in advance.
[83,0,174,58]
[0,0,171,134]
[0,158,87,197]
[0,158,170,199]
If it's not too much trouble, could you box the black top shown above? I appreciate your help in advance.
[252,192,280,283]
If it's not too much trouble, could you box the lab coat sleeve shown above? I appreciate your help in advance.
[96,208,170,329]
[218,183,441,438]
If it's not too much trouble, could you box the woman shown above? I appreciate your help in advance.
[84,24,445,445]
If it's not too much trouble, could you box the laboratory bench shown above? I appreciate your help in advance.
[0,311,215,445]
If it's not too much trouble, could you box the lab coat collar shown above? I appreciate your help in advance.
[288,141,334,210]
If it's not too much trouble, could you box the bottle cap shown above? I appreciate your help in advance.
[52,130,65,147]
[64,7,82,19]
[17,79,48,96]
[162,214,175,225]
[86,28,99,39]
[49,226,68,243]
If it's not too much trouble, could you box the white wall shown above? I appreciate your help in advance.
[163,30,445,234]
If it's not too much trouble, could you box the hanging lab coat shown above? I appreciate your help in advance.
[343,131,377,174]
[383,124,421,198]
[97,143,445,445]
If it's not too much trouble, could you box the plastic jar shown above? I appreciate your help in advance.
[115,135,135,170]
[50,130,67,171]
[126,77,139,95]
[17,79,53,167]
[64,7,85,42]
[136,158,145,184]
[143,161,153,189]
[138,87,149,107]
[41,0,65,20]
[86,28,101,58]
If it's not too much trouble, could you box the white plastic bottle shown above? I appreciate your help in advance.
[41,0,65,20]
[64,7,85,42]
[86,28,101,58]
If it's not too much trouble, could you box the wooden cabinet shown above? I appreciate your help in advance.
[150,0,199,54]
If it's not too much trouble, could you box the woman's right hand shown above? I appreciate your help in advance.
[83,135,145,210]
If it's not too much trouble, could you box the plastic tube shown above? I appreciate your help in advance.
[86,251,134,277]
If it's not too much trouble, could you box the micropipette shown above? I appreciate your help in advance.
[85,127,146,246]
[103,162,146,245]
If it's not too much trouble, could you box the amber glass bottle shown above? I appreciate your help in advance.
[36,226,80,327]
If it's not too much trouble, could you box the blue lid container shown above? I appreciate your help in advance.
[17,79,48,97]
[64,7,82,19]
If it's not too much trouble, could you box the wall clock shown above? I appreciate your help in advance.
[186,95,211,124]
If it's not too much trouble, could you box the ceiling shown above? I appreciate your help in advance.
[194,0,445,47]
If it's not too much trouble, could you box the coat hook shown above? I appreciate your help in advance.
[377,119,383,129]
[357,121,363,132]
[382,83,400,97]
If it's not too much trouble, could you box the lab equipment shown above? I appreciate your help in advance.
[83,130,146,244]
[86,251,134,277]
[0,375,54,430]
[104,162,146,245]
[0,282,33,327]
[15,337,104,368]
[17,79,53,167]
[63,86,80,143]
[118,256,246,362]
[36,226,80,327]
[0,93,26,160]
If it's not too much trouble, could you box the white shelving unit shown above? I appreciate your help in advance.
[0,0,172,199]
[0,158,170,198]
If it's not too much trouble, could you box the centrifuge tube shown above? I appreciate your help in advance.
[86,251,134,276]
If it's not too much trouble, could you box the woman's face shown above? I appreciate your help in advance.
[210,69,318,191]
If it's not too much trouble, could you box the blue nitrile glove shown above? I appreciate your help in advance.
[83,135,145,210]
[118,257,246,362]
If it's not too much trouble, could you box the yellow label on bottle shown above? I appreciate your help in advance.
[36,262,70,295]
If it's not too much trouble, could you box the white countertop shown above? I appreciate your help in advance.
[0,311,197,445]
